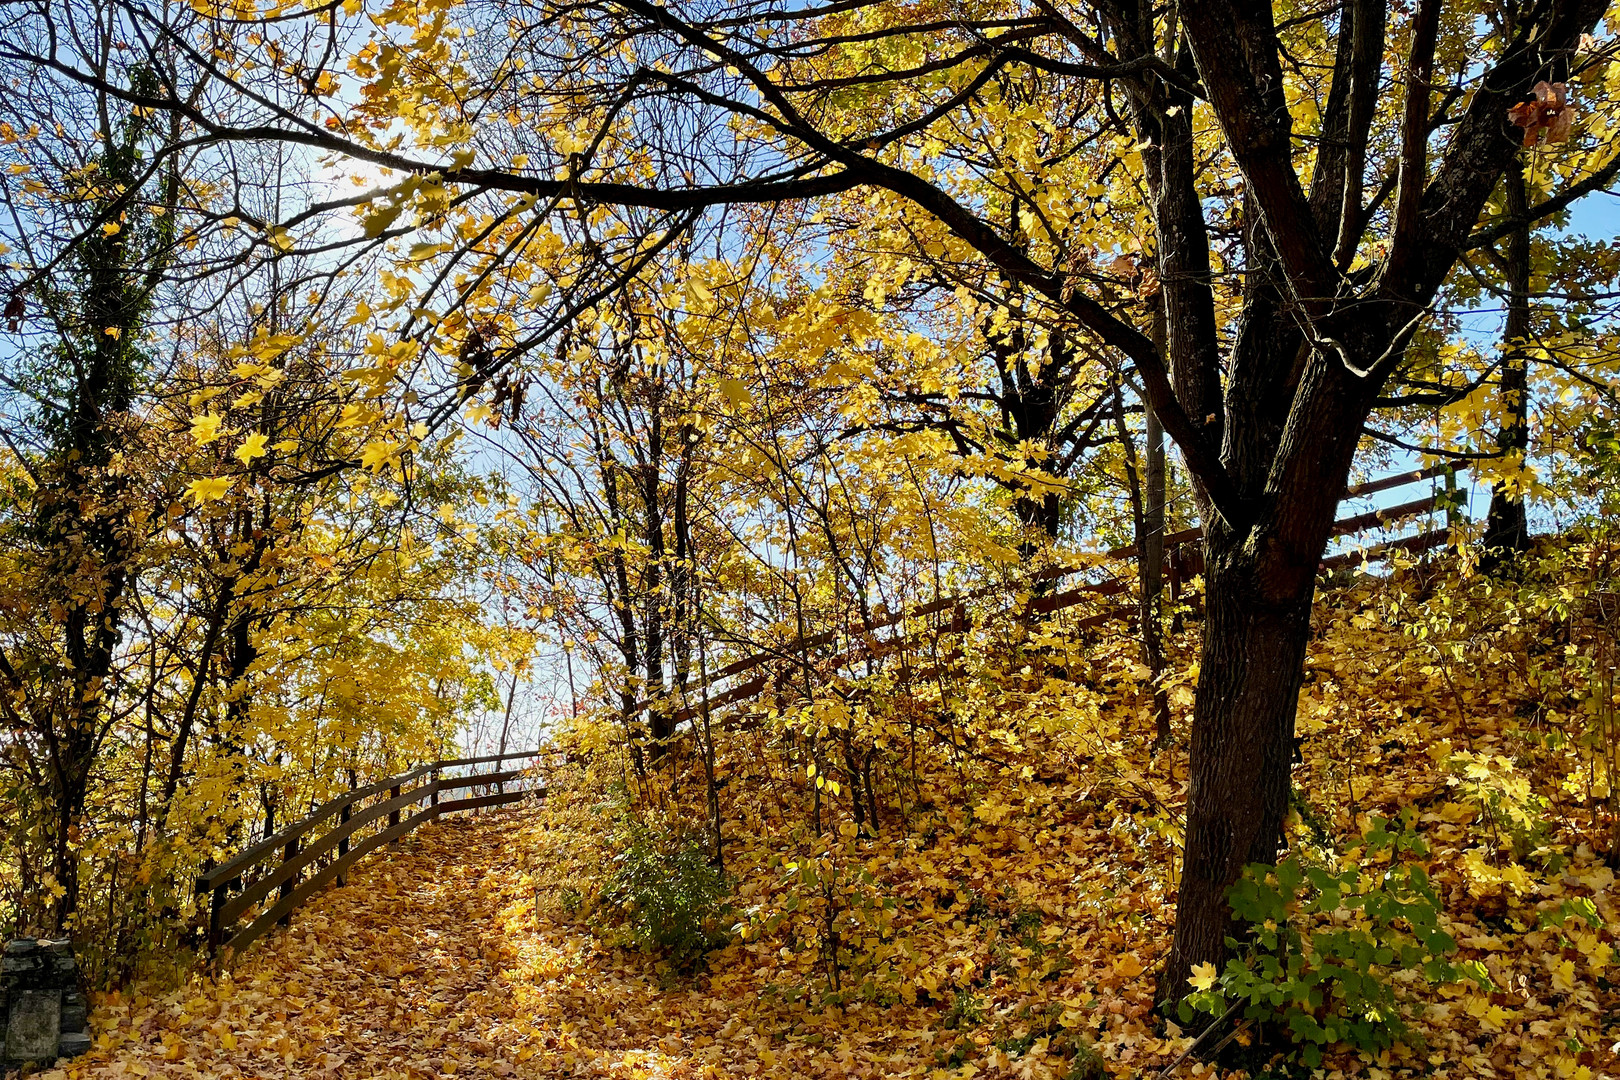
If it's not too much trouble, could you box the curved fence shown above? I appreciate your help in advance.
[196,751,544,959]
[193,467,1462,960]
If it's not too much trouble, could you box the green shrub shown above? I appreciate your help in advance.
[598,819,732,969]
[1180,816,1490,1066]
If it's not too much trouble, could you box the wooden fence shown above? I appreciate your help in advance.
[195,750,544,959]
[190,467,1463,958]
[633,464,1467,726]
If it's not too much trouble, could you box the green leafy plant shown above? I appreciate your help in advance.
[1180,816,1490,1066]
[598,818,733,969]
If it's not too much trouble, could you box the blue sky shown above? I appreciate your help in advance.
[1332,186,1620,554]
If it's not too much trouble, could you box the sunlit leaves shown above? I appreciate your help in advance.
[191,413,227,445]
[185,476,234,502]
[233,432,270,464]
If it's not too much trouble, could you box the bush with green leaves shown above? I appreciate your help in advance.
[1180,816,1490,1066]
[598,818,732,969]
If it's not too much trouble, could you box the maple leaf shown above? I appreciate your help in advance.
[718,378,753,409]
[264,225,296,252]
[233,432,270,464]
[1187,962,1219,991]
[191,413,227,444]
[361,438,401,472]
[185,476,234,503]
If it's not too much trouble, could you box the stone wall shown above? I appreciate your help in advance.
[2,939,91,1068]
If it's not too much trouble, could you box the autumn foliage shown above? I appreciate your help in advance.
[16,532,1617,1080]
[2,0,1620,1076]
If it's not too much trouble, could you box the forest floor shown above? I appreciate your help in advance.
[57,809,740,1080]
[42,566,1620,1080]
[53,813,545,1079]
[51,786,1620,1080]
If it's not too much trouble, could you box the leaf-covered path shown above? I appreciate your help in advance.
[60,809,763,1080]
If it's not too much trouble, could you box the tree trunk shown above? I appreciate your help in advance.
[1483,164,1531,564]
[1160,532,1316,1006]
[1154,284,1377,1003]
[49,749,92,930]
[1143,305,1172,748]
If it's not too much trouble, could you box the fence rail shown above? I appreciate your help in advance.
[196,751,544,959]
[636,464,1467,727]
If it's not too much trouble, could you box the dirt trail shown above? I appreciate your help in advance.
[59,810,785,1080]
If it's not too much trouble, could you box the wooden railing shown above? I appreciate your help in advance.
[195,750,544,959]
[635,464,1467,725]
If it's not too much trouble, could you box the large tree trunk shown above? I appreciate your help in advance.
[1158,338,1372,1007]
[49,743,94,929]
[1164,539,1315,993]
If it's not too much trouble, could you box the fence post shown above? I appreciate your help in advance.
[208,882,227,956]
[336,800,352,887]
[431,766,441,812]
[277,836,299,926]
[388,783,402,848]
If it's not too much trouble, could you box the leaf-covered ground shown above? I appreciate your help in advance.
[49,790,1620,1080]
[53,811,723,1080]
[44,564,1620,1080]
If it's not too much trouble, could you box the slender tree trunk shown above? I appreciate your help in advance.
[1115,379,1171,746]
[1143,304,1172,748]
[49,757,92,930]
[1483,164,1531,563]
[496,673,519,794]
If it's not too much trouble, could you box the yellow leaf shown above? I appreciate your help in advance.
[362,202,405,239]
[1188,962,1219,991]
[191,413,226,445]
[233,432,269,464]
[101,221,121,236]
[718,378,753,408]
[185,477,233,503]
[1114,954,1144,978]
[408,242,449,261]
[361,439,400,473]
